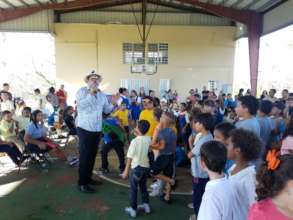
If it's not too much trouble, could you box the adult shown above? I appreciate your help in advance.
[56,84,68,110]
[75,72,117,193]
[47,87,59,110]
[265,89,278,103]
[260,90,268,100]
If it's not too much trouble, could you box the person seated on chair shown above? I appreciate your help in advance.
[63,106,77,135]
[24,110,59,155]
[99,116,126,174]
[0,138,26,166]
[14,107,31,142]
[0,110,25,152]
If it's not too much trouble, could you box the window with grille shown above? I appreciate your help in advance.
[123,43,168,64]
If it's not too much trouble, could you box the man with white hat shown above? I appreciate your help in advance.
[76,71,117,193]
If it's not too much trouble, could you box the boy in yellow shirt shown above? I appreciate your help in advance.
[112,101,130,142]
[139,96,158,137]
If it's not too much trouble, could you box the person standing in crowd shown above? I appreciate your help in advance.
[75,72,117,193]
[117,87,130,108]
[227,129,262,220]
[47,87,59,110]
[0,83,13,100]
[265,89,278,103]
[0,91,14,114]
[202,86,209,101]
[139,96,158,137]
[260,90,268,100]
[56,84,68,110]
[149,90,160,107]
[139,87,146,99]
[32,88,45,111]
[235,95,260,137]
[237,88,244,99]
[130,90,141,105]
[280,89,289,104]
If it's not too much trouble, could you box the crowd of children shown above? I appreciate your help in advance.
[1,83,293,219]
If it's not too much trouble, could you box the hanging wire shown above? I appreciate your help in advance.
[146,0,159,40]
[130,3,143,42]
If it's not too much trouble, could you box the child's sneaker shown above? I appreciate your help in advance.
[150,181,159,189]
[137,203,151,214]
[125,207,137,218]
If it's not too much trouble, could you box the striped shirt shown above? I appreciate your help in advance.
[76,87,113,132]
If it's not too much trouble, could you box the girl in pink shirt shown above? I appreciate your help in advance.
[247,151,293,220]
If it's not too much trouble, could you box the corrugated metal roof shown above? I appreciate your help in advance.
[0,0,286,12]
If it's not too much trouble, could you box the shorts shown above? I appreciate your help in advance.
[150,154,174,178]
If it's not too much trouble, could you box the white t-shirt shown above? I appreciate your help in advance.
[228,165,257,220]
[127,135,151,169]
[198,177,234,220]
[0,100,14,112]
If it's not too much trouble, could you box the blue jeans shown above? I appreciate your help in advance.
[130,166,149,210]
[192,177,209,215]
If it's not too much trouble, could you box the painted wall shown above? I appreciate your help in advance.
[54,23,236,101]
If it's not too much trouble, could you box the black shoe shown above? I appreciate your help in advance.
[78,185,96,193]
[88,179,102,186]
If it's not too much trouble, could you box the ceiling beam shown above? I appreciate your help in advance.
[177,0,261,25]
[2,0,17,8]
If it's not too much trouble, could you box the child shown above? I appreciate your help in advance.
[129,97,141,125]
[150,111,177,203]
[213,122,235,172]
[270,101,286,144]
[112,101,130,142]
[121,120,151,218]
[0,110,24,152]
[197,141,235,220]
[187,113,214,219]
[100,116,126,174]
[280,119,293,155]
[63,106,77,135]
[235,95,260,137]
[14,107,31,141]
[248,152,293,219]
[0,138,27,166]
[178,103,191,148]
[227,128,262,220]
[257,100,274,154]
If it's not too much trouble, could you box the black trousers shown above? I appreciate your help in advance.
[101,139,125,172]
[77,127,101,186]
